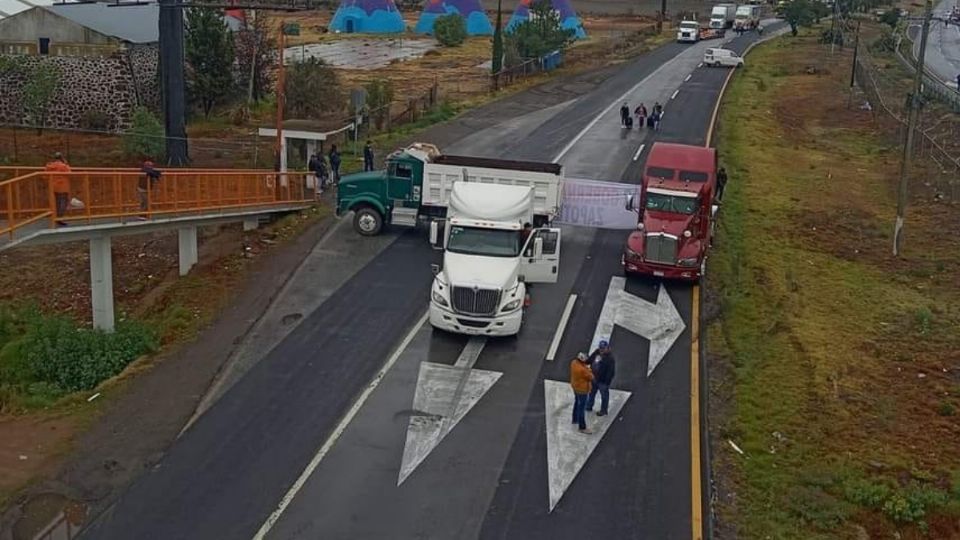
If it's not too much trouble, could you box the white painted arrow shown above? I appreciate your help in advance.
[544,380,631,512]
[398,338,501,485]
[590,277,685,377]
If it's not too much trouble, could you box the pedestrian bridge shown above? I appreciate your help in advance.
[0,166,316,330]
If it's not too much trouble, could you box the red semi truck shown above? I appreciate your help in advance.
[621,142,719,281]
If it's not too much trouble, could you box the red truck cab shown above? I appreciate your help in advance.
[622,142,718,281]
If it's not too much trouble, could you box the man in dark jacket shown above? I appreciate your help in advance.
[329,145,342,184]
[363,140,374,172]
[619,102,630,127]
[586,340,616,416]
[138,159,162,216]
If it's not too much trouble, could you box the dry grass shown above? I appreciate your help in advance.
[708,27,960,539]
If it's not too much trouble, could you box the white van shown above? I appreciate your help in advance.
[704,48,744,68]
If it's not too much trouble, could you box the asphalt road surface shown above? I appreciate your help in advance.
[79,26,780,540]
[915,0,960,88]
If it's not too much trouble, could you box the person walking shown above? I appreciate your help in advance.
[137,158,162,218]
[635,103,647,129]
[363,140,375,172]
[45,152,71,226]
[328,144,342,184]
[586,340,616,416]
[619,102,630,127]
[570,352,595,434]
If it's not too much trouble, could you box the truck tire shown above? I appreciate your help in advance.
[353,206,383,236]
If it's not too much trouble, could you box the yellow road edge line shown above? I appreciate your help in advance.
[691,284,703,540]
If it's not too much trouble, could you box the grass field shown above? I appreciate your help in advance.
[708,27,960,539]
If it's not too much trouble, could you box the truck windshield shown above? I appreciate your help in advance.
[645,193,698,215]
[681,22,698,29]
[447,226,521,258]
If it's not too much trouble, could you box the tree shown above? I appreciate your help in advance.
[506,0,575,59]
[783,0,817,36]
[435,13,467,46]
[185,8,235,117]
[364,78,395,129]
[491,0,504,74]
[123,107,165,159]
[236,11,277,103]
[22,63,61,135]
[880,8,901,29]
[284,58,343,119]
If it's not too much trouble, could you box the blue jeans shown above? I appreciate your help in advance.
[586,382,610,414]
[572,392,588,429]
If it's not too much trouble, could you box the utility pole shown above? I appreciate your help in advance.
[830,0,839,54]
[658,0,667,34]
[849,20,860,88]
[893,0,933,257]
[159,0,189,165]
[275,25,287,172]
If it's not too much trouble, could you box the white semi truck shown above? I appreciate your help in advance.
[734,4,761,30]
[709,3,737,28]
[428,182,562,336]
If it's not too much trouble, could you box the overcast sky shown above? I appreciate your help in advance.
[0,0,53,18]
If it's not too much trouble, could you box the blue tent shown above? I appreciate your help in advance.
[330,0,406,33]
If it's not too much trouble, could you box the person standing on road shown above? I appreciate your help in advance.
[620,102,630,127]
[329,144,342,184]
[45,152,71,226]
[570,352,595,434]
[363,140,375,172]
[635,103,647,129]
[586,340,616,416]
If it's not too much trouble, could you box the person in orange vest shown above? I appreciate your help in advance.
[45,152,71,226]
[569,352,595,434]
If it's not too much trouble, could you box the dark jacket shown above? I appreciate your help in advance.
[363,144,374,162]
[139,161,161,190]
[619,105,630,120]
[590,350,616,385]
[329,150,341,168]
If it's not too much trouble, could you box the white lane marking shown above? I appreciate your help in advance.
[659,111,666,120]
[671,89,680,100]
[544,380,631,512]
[546,294,578,361]
[632,143,646,162]
[698,62,703,68]
[684,73,692,82]
[552,58,676,163]
[252,311,429,540]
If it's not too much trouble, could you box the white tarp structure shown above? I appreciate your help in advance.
[556,178,640,229]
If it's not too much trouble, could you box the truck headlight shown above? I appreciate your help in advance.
[678,257,699,267]
[501,299,522,312]
[432,290,449,307]
[683,230,692,238]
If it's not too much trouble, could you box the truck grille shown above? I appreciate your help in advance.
[451,286,500,316]
[645,234,678,265]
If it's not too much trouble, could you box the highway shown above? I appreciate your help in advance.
[915,0,960,88]
[78,26,780,540]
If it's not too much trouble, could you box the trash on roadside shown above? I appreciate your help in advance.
[87,392,101,402]
[728,439,745,455]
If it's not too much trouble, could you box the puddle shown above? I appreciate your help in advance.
[284,38,437,70]
[12,493,87,540]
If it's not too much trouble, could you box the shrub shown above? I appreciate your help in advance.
[81,109,113,131]
[284,57,342,119]
[880,9,900,29]
[434,14,467,47]
[123,107,165,159]
[364,78,395,129]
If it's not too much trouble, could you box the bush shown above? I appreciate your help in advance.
[434,14,467,47]
[880,9,900,29]
[284,57,342,119]
[123,107,165,159]
[81,109,113,131]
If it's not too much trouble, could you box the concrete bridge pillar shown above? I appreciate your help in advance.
[243,217,259,231]
[178,226,198,276]
[90,236,115,332]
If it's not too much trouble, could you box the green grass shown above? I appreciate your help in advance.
[708,30,960,538]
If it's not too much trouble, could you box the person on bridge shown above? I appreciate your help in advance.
[570,352,595,434]
[45,152,71,226]
[138,159,162,216]
[363,140,375,172]
[620,102,630,127]
[329,145,342,184]
[586,340,616,416]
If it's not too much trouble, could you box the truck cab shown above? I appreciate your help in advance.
[429,182,561,336]
[677,20,701,42]
[621,143,718,281]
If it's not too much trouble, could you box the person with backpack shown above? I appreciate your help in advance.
[635,103,647,129]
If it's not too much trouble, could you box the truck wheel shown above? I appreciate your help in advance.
[353,207,383,236]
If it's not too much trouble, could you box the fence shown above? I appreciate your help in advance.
[490,50,565,92]
[894,33,960,113]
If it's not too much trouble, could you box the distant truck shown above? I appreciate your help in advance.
[709,3,737,28]
[336,142,563,236]
[428,182,561,336]
[621,142,719,281]
[734,4,761,30]
[677,20,701,42]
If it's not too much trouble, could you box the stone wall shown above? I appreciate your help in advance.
[0,47,160,132]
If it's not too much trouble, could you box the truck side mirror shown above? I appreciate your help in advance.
[429,220,439,246]
[431,263,440,275]
[533,237,543,259]
[711,204,720,219]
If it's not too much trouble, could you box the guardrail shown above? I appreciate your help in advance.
[894,33,960,113]
[0,170,314,240]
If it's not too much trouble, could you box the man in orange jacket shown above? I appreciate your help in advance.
[569,352,595,434]
[45,152,71,226]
